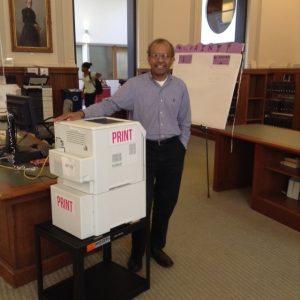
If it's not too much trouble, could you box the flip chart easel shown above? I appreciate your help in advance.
[173,43,244,198]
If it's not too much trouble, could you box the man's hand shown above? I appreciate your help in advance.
[54,110,85,123]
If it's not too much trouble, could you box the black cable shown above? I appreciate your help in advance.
[17,133,29,145]
[40,122,55,144]
[43,116,54,122]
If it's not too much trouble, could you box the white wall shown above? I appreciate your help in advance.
[137,0,300,69]
[245,0,300,68]
[1,0,300,69]
[254,0,300,68]
[137,0,201,68]
[0,0,75,67]
[74,0,127,45]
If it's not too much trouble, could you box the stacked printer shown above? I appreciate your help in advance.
[49,117,146,239]
[22,76,53,120]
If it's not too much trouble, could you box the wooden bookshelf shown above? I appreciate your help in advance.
[235,69,300,130]
[252,142,300,230]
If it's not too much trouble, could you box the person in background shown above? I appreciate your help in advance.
[81,62,101,107]
[55,38,191,273]
[94,73,105,103]
[19,0,40,47]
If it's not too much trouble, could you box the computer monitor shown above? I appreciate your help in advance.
[6,94,44,133]
[3,95,49,163]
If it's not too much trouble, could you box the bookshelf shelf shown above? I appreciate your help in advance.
[266,164,300,180]
[247,118,263,122]
[253,143,300,230]
[258,193,300,215]
[270,112,293,117]
[266,95,295,100]
[248,97,264,101]
[247,120,263,125]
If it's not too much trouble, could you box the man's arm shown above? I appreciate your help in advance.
[54,79,135,122]
[178,84,191,148]
[83,79,135,118]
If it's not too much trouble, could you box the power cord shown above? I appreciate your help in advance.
[0,156,50,181]
[17,133,29,145]
[23,156,49,180]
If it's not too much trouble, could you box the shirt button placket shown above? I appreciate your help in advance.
[159,95,163,140]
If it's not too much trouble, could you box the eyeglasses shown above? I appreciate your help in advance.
[149,53,171,60]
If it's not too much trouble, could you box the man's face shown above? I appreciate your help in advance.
[26,0,32,8]
[147,43,174,79]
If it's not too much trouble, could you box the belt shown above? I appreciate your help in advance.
[146,136,179,146]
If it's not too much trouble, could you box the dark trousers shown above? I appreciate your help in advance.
[131,136,186,258]
[84,92,96,107]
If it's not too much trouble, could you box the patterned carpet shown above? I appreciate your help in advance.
[1,136,299,299]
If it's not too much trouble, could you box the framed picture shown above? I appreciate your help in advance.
[8,0,53,52]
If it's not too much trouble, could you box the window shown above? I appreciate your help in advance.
[73,0,135,81]
[201,0,247,44]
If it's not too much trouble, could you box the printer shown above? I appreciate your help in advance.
[22,76,53,120]
[49,117,146,239]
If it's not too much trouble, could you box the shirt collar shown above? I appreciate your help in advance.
[147,71,173,85]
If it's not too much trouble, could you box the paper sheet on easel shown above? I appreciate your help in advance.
[173,50,242,129]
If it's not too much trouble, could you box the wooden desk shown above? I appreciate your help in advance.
[213,124,300,231]
[0,142,70,287]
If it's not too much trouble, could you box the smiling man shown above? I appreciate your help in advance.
[55,38,191,272]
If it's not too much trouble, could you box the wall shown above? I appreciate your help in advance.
[137,0,300,69]
[0,0,75,67]
[1,0,299,69]
[137,0,201,68]
[246,0,300,68]
[74,0,127,45]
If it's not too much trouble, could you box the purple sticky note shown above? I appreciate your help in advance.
[207,44,218,52]
[217,43,230,53]
[181,44,191,52]
[188,44,194,52]
[192,44,198,52]
[202,44,210,52]
[213,55,230,65]
[179,54,193,64]
[227,42,244,53]
[175,44,184,53]
[196,43,203,52]
[181,45,187,52]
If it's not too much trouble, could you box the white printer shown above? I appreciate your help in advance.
[0,84,21,113]
[49,117,146,239]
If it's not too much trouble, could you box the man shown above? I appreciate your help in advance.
[55,38,191,272]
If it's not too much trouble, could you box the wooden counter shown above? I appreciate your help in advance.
[213,124,300,231]
[0,157,69,287]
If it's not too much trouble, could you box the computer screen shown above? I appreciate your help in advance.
[6,94,44,133]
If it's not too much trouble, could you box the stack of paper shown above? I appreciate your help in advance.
[280,157,300,169]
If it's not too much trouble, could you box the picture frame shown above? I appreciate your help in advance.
[8,0,53,53]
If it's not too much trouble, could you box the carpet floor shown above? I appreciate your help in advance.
[0,136,299,299]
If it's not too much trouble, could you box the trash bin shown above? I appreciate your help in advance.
[61,89,82,113]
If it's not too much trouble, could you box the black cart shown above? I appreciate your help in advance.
[35,219,150,300]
